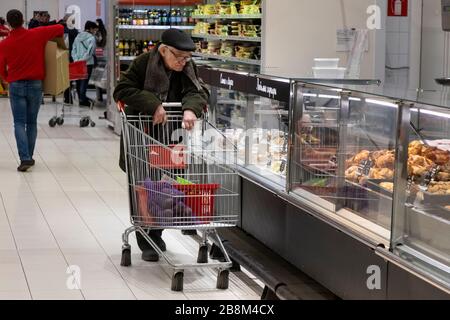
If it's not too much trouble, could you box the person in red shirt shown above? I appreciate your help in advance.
[0,17,10,38]
[0,10,64,172]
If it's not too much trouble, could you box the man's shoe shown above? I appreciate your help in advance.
[149,234,167,252]
[141,248,159,262]
[30,159,35,166]
[17,160,34,172]
[182,230,198,236]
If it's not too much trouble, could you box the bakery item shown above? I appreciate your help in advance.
[408,155,434,176]
[375,151,395,170]
[427,182,450,195]
[380,182,394,192]
[369,168,394,180]
[345,166,360,182]
[409,140,423,156]
[421,146,450,165]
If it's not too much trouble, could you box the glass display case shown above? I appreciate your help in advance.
[198,64,449,293]
[289,84,399,242]
[290,82,450,290]
[204,67,291,190]
[392,101,450,288]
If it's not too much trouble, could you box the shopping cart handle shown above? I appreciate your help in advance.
[117,101,125,112]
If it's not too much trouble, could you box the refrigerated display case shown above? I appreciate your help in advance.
[197,64,449,298]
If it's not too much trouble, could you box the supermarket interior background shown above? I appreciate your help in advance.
[0,0,449,301]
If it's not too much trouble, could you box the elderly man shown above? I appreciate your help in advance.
[113,29,209,262]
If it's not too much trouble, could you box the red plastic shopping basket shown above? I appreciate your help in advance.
[149,144,187,169]
[69,61,88,81]
[173,184,220,224]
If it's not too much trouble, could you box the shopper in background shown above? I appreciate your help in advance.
[40,12,56,26]
[71,21,98,107]
[28,12,41,29]
[95,18,107,49]
[59,13,79,104]
[0,9,64,172]
[114,28,209,262]
[0,17,10,38]
[94,18,107,103]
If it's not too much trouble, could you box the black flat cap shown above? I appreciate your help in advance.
[161,28,196,52]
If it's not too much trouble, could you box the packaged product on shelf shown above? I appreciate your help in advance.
[207,41,221,55]
[220,41,234,57]
[235,44,257,59]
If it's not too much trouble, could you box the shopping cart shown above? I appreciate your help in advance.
[119,102,240,291]
[48,60,96,128]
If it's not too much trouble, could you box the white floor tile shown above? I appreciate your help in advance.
[0,291,32,300]
[31,290,84,300]
[83,288,136,300]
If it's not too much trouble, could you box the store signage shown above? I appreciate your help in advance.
[249,76,291,103]
[208,69,248,92]
[197,66,210,84]
[388,0,408,17]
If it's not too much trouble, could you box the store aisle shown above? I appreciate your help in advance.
[0,98,262,300]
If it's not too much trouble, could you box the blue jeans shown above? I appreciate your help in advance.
[76,65,93,105]
[9,80,42,161]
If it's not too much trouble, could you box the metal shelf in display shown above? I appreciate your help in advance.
[191,34,261,42]
[191,14,262,20]
[193,53,260,65]
[118,25,195,30]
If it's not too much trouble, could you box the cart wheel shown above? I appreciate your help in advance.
[56,117,64,126]
[79,118,88,128]
[90,121,96,127]
[197,245,208,264]
[120,248,131,267]
[49,117,57,127]
[216,269,229,290]
[171,271,184,292]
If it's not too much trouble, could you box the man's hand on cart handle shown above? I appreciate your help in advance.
[153,105,168,125]
[183,110,197,131]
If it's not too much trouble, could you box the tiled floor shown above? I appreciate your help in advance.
[0,96,262,300]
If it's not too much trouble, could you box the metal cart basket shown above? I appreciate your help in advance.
[48,61,96,128]
[119,102,240,291]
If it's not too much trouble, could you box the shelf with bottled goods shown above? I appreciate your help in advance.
[117,7,197,30]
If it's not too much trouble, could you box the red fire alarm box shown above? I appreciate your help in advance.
[388,0,408,17]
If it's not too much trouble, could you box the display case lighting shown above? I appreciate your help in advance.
[318,94,340,99]
[365,98,398,108]
[411,108,450,119]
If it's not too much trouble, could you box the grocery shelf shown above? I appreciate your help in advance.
[193,53,260,65]
[192,34,261,42]
[118,25,195,30]
[191,14,262,20]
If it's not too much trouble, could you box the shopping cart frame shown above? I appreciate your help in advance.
[118,101,240,291]
[48,61,96,128]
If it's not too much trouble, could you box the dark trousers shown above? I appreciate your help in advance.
[76,65,93,105]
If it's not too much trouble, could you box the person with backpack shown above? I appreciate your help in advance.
[71,21,98,107]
